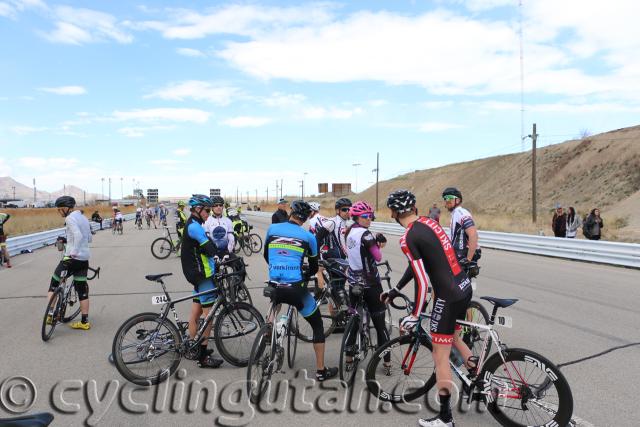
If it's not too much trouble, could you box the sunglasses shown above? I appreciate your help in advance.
[443,195,457,201]
[340,207,351,212]
[359,213,375,220]
[212,204,224,207]
[198,207,211,213]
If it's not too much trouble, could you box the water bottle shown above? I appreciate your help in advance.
[450,346,465,368]
[276,314,288,337]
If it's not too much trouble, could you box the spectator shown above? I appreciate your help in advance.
[428,203,441,222]
[565,207,582,238]
[91,211,103,230]
[584,208,604,240]
[271,199,289,224]
[551,204,567,237]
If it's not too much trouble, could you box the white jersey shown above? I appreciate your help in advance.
[204,215,235,252]
[115,212,123,220]
[65,210,92,261]
[449,206,479,256]
[309,214,333,234]
[136,207,142,213]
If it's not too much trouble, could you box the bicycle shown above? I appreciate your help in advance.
[150,227,182,259]
[246,282,300,404]
[111,271,264,386]
[41,266,101,342]
[135,215,143,230]
[232,222,263,256]
[366,293,573,427]
[216,256,252,306]
[112,219,123,235]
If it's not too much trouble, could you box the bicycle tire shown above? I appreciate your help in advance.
[41,290,62,342]
[246,325,274,404]
[462,300,491,357]
[249,233,263,253]
[214,302,265,367]
[233,237,242,254]
[365,333,437,402]
[296,289,337,343]
[236,283,253,306]
[481,348,573,427]
[62,287,81,323]
[112,312,182,386]
[150,237,173,260]
[339,315,360,385]
[242,236,252,257]
[287,309,298,369]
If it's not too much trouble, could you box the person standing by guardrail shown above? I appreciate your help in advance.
[565,207,582,238]
[90,211,103,230]
[428,203,441,223]
[552,204,567,238]
[584,208,604,240]
[271,198,289,223]
[0,211,12,268]
[442,187,481,270]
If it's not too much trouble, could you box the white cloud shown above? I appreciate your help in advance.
[422,101,455,109]
[301,106,363,120]
[117,125,176,138]
[467,100,640,114]
[0,157,12,176]
[173,148,191,156]
[418,122,464,132]
[112,108,210,123]
[368,99,387,107]
[11,125,48,135]
[261,92,306,107]
[39,85,87,95]
[18,156,79,169]
[149,159,183,166]
[176,47,205,57]
[220,116,272,128]
[0,0,47,19]
[146,80,239,106]
[43,5,132,45]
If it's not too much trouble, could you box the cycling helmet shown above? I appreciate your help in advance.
[386,189,416,213]
[350,201,374,217]
[211,195,225,205]
[227,208,238,217]
[177,200,185,207]
[308,201,321,212]
[290,200,312,221]
[54,196,76,208]
[442,187,463,200]
[335,198,352,209]
[188,194,213,208]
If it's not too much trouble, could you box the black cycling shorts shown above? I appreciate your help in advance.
[429,293,472,344]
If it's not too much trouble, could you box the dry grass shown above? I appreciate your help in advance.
[1,205,136,236]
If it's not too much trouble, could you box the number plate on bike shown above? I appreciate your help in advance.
[471,278,477,291]
[151,295,169,305]
[496,315,513,328]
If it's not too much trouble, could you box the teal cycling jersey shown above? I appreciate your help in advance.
[264,221,317,284]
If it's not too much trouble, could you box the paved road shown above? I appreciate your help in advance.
[0,215,638,426]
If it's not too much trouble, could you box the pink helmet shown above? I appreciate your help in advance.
[349,201,374,217]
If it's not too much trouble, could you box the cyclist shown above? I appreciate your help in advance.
[159,203,168,226]
[135,206,143,228]
[263,200,338,382]
[180,194,223,369]
[320,198,352,311]
[344,201,390,371]
[204,196,235,253]
[228,208,247,238]
[382,190,473,427]
[0,211,12,268]
[176,200,187,240]
[442,187,480,276]
[47,196,93,330]
[114,209,124,233]
[308,201,331,288]
[271,198,289,224]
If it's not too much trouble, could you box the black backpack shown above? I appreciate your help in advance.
[582,216,592,238]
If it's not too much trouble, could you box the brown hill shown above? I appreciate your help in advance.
[0,177,103,204]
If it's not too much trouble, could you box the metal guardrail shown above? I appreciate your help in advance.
[6,214,136,257]
[242,211,640,268]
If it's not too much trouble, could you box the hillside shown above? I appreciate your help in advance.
[0,177,103,203]
[355,125,640,241]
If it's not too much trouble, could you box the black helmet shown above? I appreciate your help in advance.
[442,187,462,200]
[290,200,312,221]
[335,198,352,209]
[211,195,224,205]
[55,196,76,208]
[386,189,416,213]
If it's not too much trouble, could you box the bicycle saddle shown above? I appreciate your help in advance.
[480,296,518,308]
[0,413,54,427]
[145,273,173,282]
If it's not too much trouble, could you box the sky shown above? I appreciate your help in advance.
[1,0,639,199]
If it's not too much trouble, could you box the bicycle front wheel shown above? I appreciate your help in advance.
[214,302,264,367]
[287,309,298,369]
[150,237,173,260]
[339,315,360,385]
[482,348,573,427]
[242,236,252,257]
[41,290,62,342]
[247,325,274,404]
[62,287,81,323]
[365,334,436,402]
[249,233,263,253]
[112,312,183,386]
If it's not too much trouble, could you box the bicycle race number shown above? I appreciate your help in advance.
[496,315,513,328]
[152,295,169,305]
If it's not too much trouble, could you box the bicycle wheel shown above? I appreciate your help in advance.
[296,289,337,342]
[41,290,62,342]
[247,325,274,404]
[365,333,437,402]
[242,236,252,257]
[481,348,573,427]
[249,233,263,253]
[233,237,242,254]
[339,315,360,385]
[236,283,253,306]
[151,237,173,260]
[287,309,298,369]
[112,312,183,386]
[62,287,81,323]
[214,302,264,367]
[461,300,491,358]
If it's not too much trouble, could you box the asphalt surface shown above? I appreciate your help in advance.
[0,215,638,426]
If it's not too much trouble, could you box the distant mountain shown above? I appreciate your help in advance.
[0,177,103,203]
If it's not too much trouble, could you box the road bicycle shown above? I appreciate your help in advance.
[41,266,101,342]
[246,282,300,404]
[366,293,573,427]
[135,215,143,230]
[112,219,123,235]
[111,271,264,386]
[216,255,252,306]
[150,227,182,259]
[232,222,263,256]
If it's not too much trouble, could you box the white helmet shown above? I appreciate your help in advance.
[228,208,238,216]
[308,202,321,212]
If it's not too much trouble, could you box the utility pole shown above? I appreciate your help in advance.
[11,186,15,199]
[352,163,361,193]
[275,181,278,203]
[33,178,36,204]
[236,187,239,205]
[120,177,123,199]
[531,123,538,223]
[108,178,111,203]
[280,179,283,200]
[266,187,269,203]
[101,178,104,200]
[83,191,86,205]
[375,152,380,210]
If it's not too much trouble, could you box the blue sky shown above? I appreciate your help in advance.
[1,0,639,198]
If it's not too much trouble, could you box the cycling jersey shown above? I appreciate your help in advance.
[115,212,123,222]
[180,216,217,286]
[449,206,479,259]
[320,215,347,259]
[264,221,318,284]
[204,215,235,253]
[398,217,471,318]
[345,224,382,286]
[64,210,92,261]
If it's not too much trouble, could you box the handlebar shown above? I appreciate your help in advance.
[389,292,412,311]
[87,267,100,281]
[376,260,392,273]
